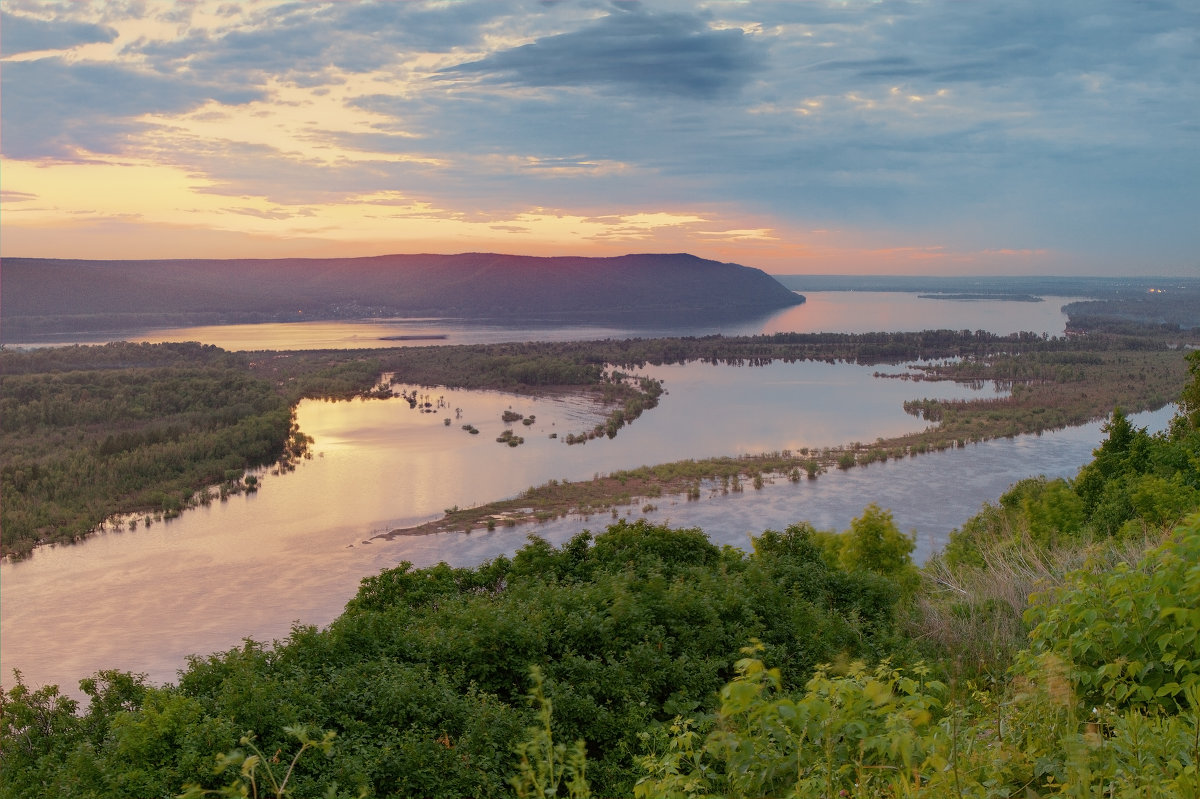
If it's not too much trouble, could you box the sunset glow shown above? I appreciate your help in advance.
[2,0,1197,274]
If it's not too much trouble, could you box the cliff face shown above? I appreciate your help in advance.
[1,252,804,336]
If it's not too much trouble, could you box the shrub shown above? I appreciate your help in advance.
[1019,512,1200,711]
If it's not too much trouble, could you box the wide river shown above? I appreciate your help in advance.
[3,291,1154,697]
[11,291,1085,350]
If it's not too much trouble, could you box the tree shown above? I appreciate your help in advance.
[1022,478,1085,546]
[837,504,919,595]
[1172,349,1200,436]
[1074,407,1151,516]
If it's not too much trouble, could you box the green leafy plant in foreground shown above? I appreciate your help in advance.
[633,651,1200,798]
[632,517,1200,799]
[635,645,945,799]
[178,726,342,799]
[510,667,591,799]
[1020,513,1200,712]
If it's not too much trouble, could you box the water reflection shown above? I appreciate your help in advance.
[1,349,1164,699]
[525,406,1176,564]
[2,360,1003,693]
[1,406,1169,698]
[7,292,1084,350]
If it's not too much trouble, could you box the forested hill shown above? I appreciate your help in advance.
[0,252,803,338]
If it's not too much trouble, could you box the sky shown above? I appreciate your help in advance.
[2,0,1198,276]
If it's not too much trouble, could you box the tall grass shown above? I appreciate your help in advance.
[912,525,1171,680]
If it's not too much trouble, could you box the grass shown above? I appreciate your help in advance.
[911,529,1166,681]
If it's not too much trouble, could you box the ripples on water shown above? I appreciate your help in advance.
[524,408,1176,564]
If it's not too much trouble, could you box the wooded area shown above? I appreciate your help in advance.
[0,343,307,559]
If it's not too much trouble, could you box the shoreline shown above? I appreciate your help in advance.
[372,347,1186,541]
[372,407,1165,542]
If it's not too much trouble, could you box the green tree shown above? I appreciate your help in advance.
[1074,407,1151,517]
[1174,349,1200,434]
[0,675,85,797]
[1022,478,1085,546]
[837,504,918,594]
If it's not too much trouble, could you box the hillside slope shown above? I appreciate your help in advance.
[1,252,803,338]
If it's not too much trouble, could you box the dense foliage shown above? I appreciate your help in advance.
[1020,520,1200,712]
[629,507,1200,799]
[0,517,915,798]
[8,515,1200,798]
[0,343,308,558]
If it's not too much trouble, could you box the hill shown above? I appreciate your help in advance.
[0,252,803,340]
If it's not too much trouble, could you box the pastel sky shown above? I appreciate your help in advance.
[2,0,1197,275]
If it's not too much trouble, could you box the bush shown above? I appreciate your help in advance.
[1019,512,1200,711]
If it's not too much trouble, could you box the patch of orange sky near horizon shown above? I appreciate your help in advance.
[0,156,1051,275]
[0,4,1062,277]
[0,211,1053,276]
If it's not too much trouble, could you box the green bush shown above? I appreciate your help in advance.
[1,520,906,798]
[1019,512,1200,711]
[635,644,1200,798]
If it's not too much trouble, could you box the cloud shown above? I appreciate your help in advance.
[2,0,1197,272]
[0,190,38,203]
[223,206,314,221]
[1,58,262,159]
[0,11,117,55]
[131,134,429,206]
[132,1,506,86]
[441,11,765,98]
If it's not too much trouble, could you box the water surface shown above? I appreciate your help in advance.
[3,360,997,693]
[0,293,1116,698]
[1,357,1164,696]
[8,292,1083,350]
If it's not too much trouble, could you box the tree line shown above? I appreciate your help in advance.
[0,343,305,558]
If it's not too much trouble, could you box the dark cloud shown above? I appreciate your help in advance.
[788,0,1200,91]
[0,11,117,54]
[134,10,359,82]
[1,58,261,159]
[333,1,505,52]
[440,12,765,98]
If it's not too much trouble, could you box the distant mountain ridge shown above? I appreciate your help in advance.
[1,252,804,340]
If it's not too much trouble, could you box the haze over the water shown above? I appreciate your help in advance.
[2,1,1196,276]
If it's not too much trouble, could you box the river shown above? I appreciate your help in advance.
[0,291,1141,697]
[7,291,1086,349]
